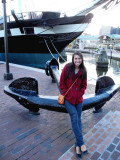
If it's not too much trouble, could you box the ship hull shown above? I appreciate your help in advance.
[0,52,58,69]
[0,31,82,53]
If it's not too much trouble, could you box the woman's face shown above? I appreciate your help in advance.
[73,54,82,68]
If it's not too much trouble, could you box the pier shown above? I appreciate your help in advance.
[0,62,120,160]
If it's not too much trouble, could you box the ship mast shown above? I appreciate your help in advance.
[76,0,120,16]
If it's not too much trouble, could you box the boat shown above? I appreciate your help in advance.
[0,11,93,68]
[0,0,119,68]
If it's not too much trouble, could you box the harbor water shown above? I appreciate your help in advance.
[59,52,120,85]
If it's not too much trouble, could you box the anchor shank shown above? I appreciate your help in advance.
[50,66,61,92]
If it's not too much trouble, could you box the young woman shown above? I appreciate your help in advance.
[59,51,88,158]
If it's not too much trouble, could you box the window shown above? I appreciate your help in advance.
[0,24,3,30]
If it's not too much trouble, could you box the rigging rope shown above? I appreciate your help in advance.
[62,0,120,16]
[37,27,52,34]
[104,0,120,10]
[44,39,58,61]
[92,0,120,21]
[50,39,67,62]
[61,0,92,16]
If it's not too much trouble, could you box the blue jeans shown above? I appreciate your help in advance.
[65,99,84,147]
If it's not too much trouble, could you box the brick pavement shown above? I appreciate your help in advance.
[58,111,120,160]
[0,63,120,160]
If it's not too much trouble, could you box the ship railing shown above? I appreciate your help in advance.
[6,11,63,23]
[7,11,44,22]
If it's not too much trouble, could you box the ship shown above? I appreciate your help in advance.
[0,0,119,68]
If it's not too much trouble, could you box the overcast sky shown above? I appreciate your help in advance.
[0,0,120,35]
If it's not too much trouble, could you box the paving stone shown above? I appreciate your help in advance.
[90,151,101,160]
[116,142,120,152]
[101,151,110,160]
[98,144,107,154]
[0,144,6,151]
[117,132,120,138]
[11,128,22,135]
[107,143,116,152]
[81,152,92,160]
[16,128,38,141]
[89,144,98,153]
[113,137,120,145]
[110,150,120,160]
[11,144,25,154]
[96,137,103,145]
[58,151,73,160]
[91,127,98,134]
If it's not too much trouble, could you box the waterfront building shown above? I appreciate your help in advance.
[99,26,112,35]
[98,34,120,50]
[79,35,98,48]
[99,26,120,35]
[67,33,120,52]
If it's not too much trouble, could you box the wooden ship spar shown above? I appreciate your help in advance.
[0,0,119,68]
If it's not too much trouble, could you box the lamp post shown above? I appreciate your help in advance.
[2,0,13,80]
[110,37,113,64]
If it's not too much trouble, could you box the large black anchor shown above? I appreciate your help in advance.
[4,58,120,114]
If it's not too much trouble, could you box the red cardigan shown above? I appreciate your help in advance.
[59,63,87,105]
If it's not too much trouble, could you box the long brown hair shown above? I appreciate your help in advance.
[67,51,87,81]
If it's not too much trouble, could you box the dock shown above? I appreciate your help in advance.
[65,48,120,60]
[0,63,120,160]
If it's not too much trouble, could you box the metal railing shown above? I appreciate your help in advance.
[5,11,63,23]
[6,11,43,22]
